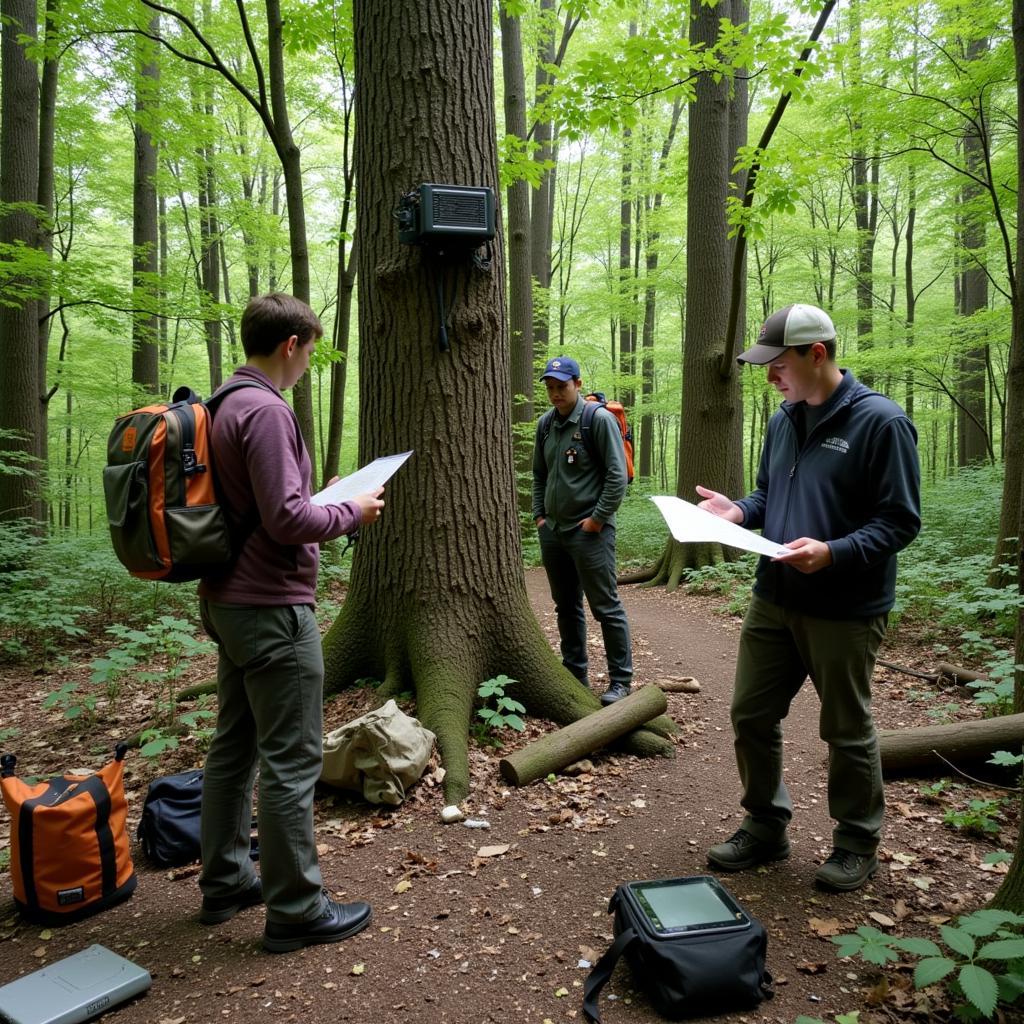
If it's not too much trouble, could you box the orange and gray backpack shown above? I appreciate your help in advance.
[103,380,268,582]
[0,745,137,924]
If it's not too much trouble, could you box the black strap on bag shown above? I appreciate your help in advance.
[583,927,637,1024]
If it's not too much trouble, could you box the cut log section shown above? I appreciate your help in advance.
[879,713,1024,777]
[499,685,668,787]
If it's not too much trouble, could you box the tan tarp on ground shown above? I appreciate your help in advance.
[320,700,436,805]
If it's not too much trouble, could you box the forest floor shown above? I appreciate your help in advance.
[0,568,1020,1024]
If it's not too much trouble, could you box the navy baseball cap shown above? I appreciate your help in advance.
[540,356,581,381]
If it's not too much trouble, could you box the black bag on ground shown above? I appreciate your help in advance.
[583,876,772,1022]
[136,769,205,867]
[137,769,260,868]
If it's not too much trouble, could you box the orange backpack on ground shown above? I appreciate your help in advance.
[0,745,137,924]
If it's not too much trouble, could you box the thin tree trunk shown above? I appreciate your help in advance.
[132,21,161,397]
[957,36,990,466]
[650,0,743,588]
[499,4,534,514]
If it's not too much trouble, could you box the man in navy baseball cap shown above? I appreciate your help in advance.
[532,356,633,706]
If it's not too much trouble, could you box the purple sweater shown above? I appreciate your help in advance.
[198,366,361,605]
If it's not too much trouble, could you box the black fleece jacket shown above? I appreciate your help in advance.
[734,370,921,619]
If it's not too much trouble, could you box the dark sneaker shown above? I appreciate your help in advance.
[707,828,790,871]
[200,879,264,925]
[600,681,631,705]
[263,895,372,954]
[814,849,878,892]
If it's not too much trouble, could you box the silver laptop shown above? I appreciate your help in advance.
[0,944,151,1024]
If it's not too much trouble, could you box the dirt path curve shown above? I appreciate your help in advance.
[0,571,969,1024]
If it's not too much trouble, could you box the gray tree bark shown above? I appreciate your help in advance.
[324,0,673,805]
[0,0,42,522]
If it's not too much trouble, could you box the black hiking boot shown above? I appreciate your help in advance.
[706,828,790,872]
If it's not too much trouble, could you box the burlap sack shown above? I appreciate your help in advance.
[320,700,436,805]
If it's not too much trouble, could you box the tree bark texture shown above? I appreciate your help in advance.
[649,0,743,589]
[879,714,1024,778]
[499,685,668,786]
[329,0,674,805]
[0,0,42,522]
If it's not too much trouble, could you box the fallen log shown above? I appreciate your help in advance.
[879,713,1024,778]
[499,685,668,786]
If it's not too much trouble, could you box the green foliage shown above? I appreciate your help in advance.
[475,675,527,739]
[108,616,215,731]
[833,910,1024,1020]
[942,797,1007,837]
[42,680,97,727]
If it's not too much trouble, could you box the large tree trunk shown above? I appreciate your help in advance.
[991,0,1024,912]
[499,4,534,515]
[325,0,673,806]
[0,0,42,523]
[132,23,161,397]
[648,0,744,589]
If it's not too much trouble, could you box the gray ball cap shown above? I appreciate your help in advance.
[738,303,836,365]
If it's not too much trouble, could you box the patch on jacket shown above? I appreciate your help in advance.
[821,436,850,453]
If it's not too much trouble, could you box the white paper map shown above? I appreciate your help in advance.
[650,495,791,559]
[311,451,413,506]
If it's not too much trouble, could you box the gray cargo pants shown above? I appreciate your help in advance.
[198,600,325,923]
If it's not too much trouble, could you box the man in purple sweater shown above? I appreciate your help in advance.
[196,293,384,953]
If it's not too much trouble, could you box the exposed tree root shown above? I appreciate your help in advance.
[323,585,676,805]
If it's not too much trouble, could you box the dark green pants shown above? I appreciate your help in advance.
[198,600,325,923]
[731,594,887,855]
[538,523,632,688]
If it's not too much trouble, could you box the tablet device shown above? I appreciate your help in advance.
[626,875,751,936]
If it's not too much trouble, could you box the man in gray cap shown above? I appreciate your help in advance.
[697,303,921,891]
[532,356,633,705]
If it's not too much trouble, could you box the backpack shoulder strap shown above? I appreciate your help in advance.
[579,400,605,470]
[583,926,637,1024]
[204,378,274,413]
[538,407,557,445]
